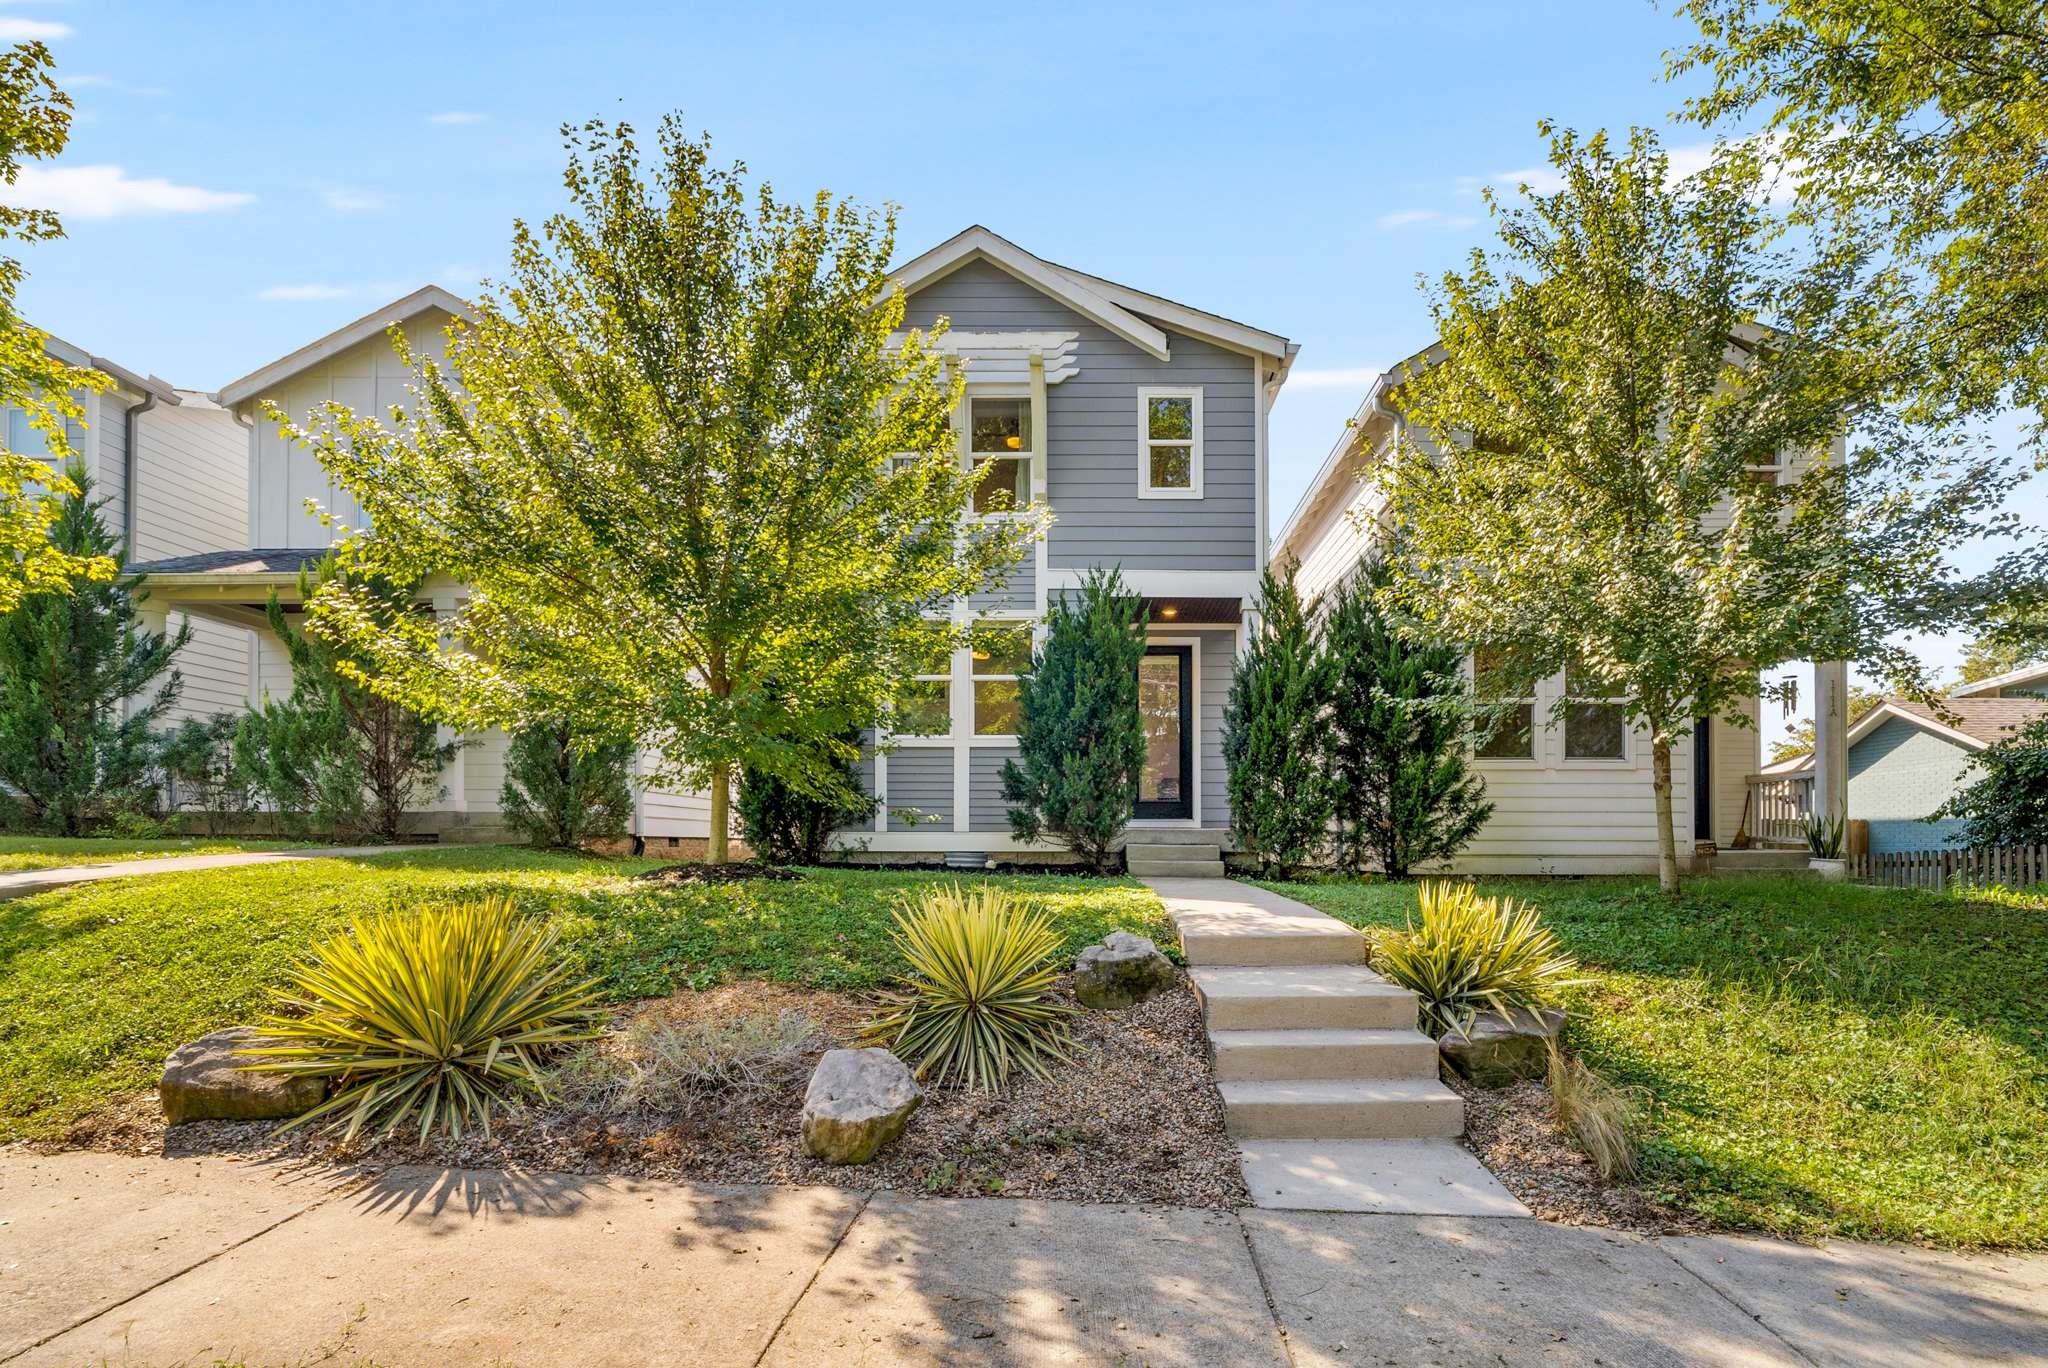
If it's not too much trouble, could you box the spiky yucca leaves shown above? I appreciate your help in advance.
[243,896,605,1141]
[858,883,1073,1090]
[1371,881,1583,1037]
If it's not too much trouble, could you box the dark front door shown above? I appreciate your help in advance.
[1136,646,1193,820]
[1694,716,1712,841]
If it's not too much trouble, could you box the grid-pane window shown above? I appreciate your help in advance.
[972,622,1031,736]
[1564,657,1627,760]
[1473,645,1537,760]
[1139,389,1202,496]
[897,622,953,736]
[969,397,1032,514]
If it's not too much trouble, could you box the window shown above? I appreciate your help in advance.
[1563,657,1628,761]
[891,411,952,476]
[968,397,1032,514]
[896,622,953,736]
[971,621,1031,735]
[1472,645,1537,760]
[1137,388,1203,497]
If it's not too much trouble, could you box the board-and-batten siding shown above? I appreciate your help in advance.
[898,259,1257,573]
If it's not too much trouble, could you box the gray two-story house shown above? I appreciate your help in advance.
[843,227,1296,864]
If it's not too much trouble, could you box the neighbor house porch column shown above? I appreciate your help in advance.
[1812,659,1850,823]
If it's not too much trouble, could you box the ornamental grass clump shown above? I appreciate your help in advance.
[241,895,605,1141]
[1371,881,1582,1037]
[858,882,1073,1091]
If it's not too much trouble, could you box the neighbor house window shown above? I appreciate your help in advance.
[896,621,954,736]
[1472,645,1537,760]
[1563,657,1628,761]
[969,396,1032,514]
[971,621,1031,735]
[1138,388,1203,498]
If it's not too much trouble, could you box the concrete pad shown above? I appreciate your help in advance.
[0,1151,345,1360]
[21,1167,864,1368]
[1147,879,1366,967]
[1245,1210,1808,1366]
[1664,1233,2048,1367]
[1238,1140,1529,1216]
[760,1192,1290,1367]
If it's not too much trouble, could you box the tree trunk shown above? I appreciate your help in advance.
[706,760,731,865]
[1651,735,1680,895]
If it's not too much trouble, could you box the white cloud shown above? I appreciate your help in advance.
[1374,207,1478,232]
[1491,136,1798,206]
[426,111,487,125]
[1287,367,1382,392]
[1492,164,1568,196]
[316,182,392,213]
[65,73,170,97]
[0,164,252,219]
[257,284,354,303]
[0,18,71,40]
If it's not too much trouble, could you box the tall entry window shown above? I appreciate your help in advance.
[1135,646,1193,820]
[969,396,1033,514]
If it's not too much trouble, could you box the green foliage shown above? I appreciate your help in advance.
[501,721,634,850]
[276,117,1042,862]
[1671,0,2048,441]
[737,729,875,864]
[156,714,258,836]
[859,882,1074,1090]
[1000,568,1149,871]
[244,894,606,1141]
[1961,596,2048,684]
[0,42,117,611]
[1384,125,2019,893]
[1323,564,1492,876]
[236,571,456,842]
[1769,686,1881,764]
[1803,809,1847,859]
[1937,715,2048,849]
[1224,564,1333,875]
[0,463,186,835]
[1370,881,1582,1037]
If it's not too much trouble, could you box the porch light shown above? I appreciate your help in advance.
[1160,605,1179,619]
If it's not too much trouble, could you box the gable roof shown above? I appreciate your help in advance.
[216,285,470,408]
[889,226,1295,378]
[40,332,180,405]
[1272,378,1390,568]
[1950,660,2048,698]
[1868,696,2048,749]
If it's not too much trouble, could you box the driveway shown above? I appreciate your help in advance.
[3,1151,2041,1366]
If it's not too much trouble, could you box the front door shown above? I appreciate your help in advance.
[1136,646,1193,820]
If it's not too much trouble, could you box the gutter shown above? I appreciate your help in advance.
[121,388,162,553]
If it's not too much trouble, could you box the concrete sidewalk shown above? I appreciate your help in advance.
[3,1152,2041,1366]
[0,846,419,900]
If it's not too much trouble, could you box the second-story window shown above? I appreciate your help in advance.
[969,397,1031,514]
[1138,388,1203,498]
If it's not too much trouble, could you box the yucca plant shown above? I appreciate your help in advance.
[1371,881,1583,1037]
[241,895,606,1141]
[1803,809,1847,859]
[858,882,1074,1090]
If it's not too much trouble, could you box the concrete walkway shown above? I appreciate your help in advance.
[2,1152,2042,1366]
[0,846,419,900]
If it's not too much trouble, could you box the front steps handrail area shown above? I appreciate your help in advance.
[1142,877,1526,1216]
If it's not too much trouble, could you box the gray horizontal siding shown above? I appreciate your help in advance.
[886,749,953,832]
[834,750,878,837]
[969,747,1018,831]
[902,259,1257,574]
[968,551,1036,614]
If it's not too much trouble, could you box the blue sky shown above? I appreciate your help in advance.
[9,0,2040,736]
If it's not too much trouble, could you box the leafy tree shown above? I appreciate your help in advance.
[1382,126,2020,892]
[157,714,258,835]
[1960,595,2048,683]
[1324,563,1493,876]
[1223,565,1334,875]
[0,462,186,834]
[238,573,456,842]
[999,568,1149,872]
[738,732,875,865]
[1936,715,2048,848]
[1768,685,1882,763]
[0,41,117,610]
[278,118,1039,862]
[501,721,634,850]
[1671,1,2048,440]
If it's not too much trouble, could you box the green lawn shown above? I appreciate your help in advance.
[0,847,1169,1143]
[0,835,302,872]
[1262,874,2048,1248]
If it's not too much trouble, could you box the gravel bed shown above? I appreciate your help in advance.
[66,977,1250,1210]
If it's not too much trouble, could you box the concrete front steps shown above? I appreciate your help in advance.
[1143,876,1527,1217]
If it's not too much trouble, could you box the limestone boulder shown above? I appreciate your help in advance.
[801,1048,922,1164]
[1438,1006,1567,1088]
[1073,931,1178,1010]
[160,1027,325,1125]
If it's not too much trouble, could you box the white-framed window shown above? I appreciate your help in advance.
[895,620,954,737]
[970,620,1032,736]
[1562,657,1629,762]
[1472,645,1538,762]
[890,410,953,476]
[968,395,1032,514]
[1137,387,1203,498]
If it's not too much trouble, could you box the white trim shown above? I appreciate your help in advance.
[1254,354,1270,568]
[216,285,471,408]
[888,227,1171,362]
[1051,264,1292,360]
[1138,633,1203,828]
[1951,662,2048,698]
[1136,386,1204,500]
[1041,567,1259,600]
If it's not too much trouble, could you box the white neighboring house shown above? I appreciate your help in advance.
[125,290,712,843]
[1272,365,1849,876]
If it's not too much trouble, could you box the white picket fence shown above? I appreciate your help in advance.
[1852,843,2048,892]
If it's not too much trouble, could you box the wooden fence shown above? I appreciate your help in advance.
[1852,843,2048,891]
